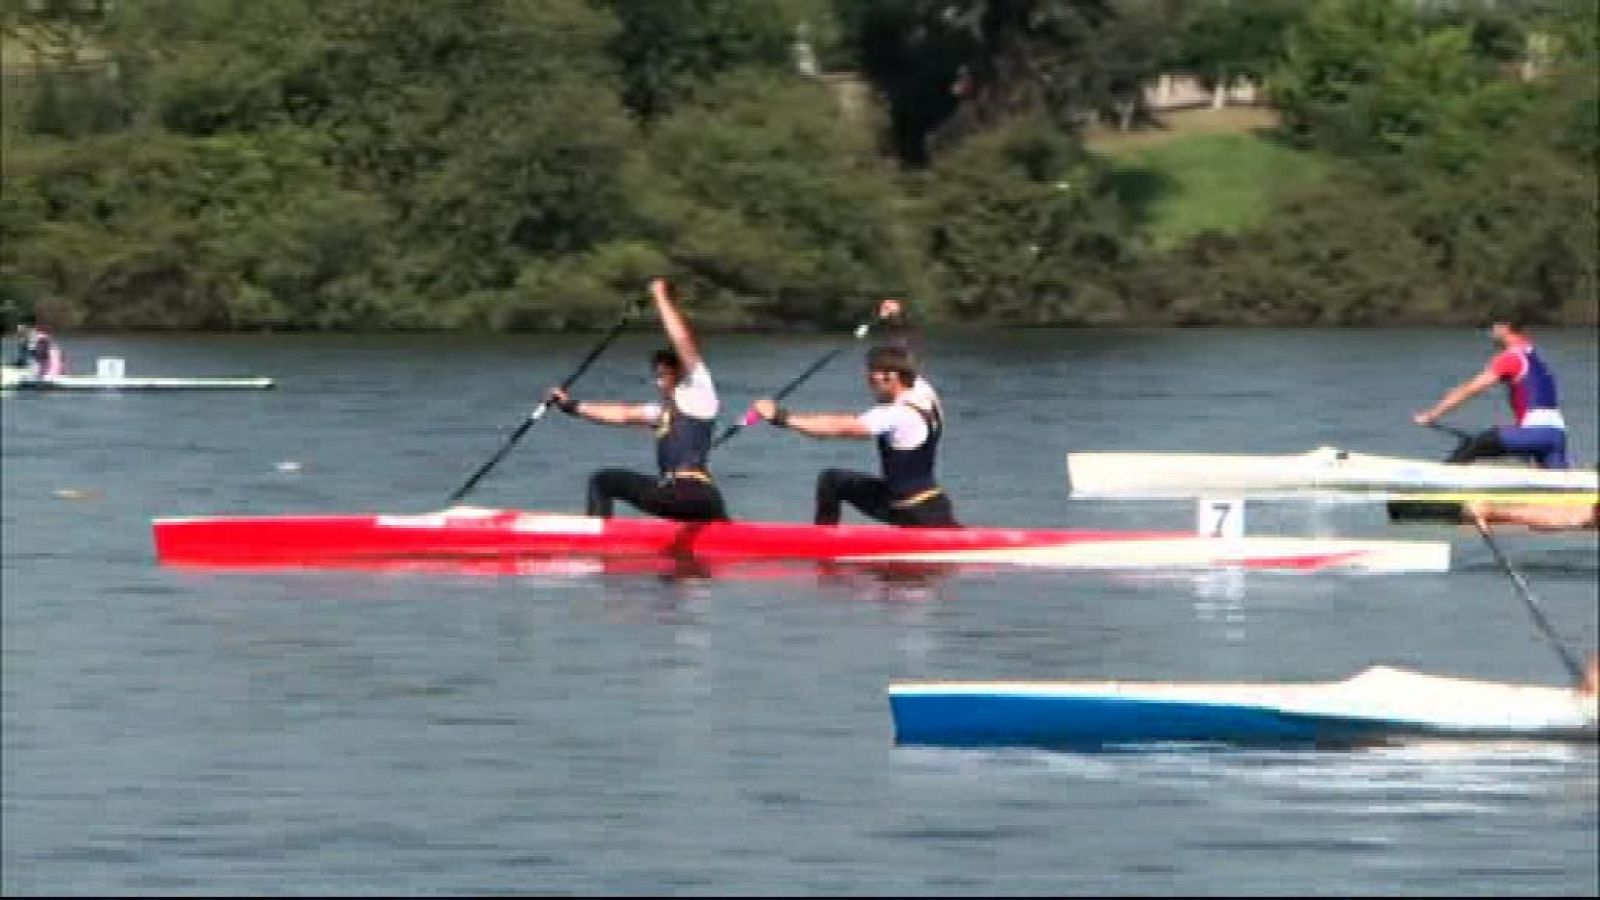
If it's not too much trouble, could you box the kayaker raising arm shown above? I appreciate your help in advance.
[875,298,941,413]
[12,315,65,379]
[547,278,730,522]
[1414,318,1569,469]
[752,344,958,528]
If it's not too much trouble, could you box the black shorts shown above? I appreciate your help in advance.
[587,469,729,522]
[814,469,958,527]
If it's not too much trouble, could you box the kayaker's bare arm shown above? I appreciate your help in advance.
[1465,500,1599,532]
[651,278,702,372]
[1415,366,1499,425]
[547,388,655,427]
[751,398,870,439]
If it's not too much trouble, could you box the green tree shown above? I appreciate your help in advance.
[915,117,1135,323]
[1175,0,1304,105]
[637,70,926,326]
[600,0,810,120]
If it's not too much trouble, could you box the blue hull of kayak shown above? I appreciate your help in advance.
[891,694,1439,749]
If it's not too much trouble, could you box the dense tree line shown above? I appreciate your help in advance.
[1,0,1594,330]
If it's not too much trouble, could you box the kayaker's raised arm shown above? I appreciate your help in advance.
[543,278,728,523]
[651,278,701,373]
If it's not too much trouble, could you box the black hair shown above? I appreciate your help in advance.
[1486,307,1530,333]
[652,347,682,372]
[865,344,917,385]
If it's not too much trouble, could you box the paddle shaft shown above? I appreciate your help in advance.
[1469,513,1585,685]
[711,321,872,449]
[445,311,633,505]
[1423,419,1476,443]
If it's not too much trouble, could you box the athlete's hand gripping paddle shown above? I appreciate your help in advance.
[711,319,874,450]
[1420,419,1475,444]
[444,296,640,506]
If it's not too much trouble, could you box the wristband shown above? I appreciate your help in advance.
[772,407,790,428]
[556,395,579,416]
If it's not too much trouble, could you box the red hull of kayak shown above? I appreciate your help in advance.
[150,507,1446,573]
[154,508,1161,564]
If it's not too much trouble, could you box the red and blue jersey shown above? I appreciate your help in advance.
[13,329,64,379]
[1489,340,1562,428]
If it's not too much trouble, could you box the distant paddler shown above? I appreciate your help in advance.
[11,314,65,380]
[546,278,730,522]
[751,343,959,528]
[1414,318,1569,469]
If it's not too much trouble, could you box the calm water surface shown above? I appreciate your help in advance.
[3,328,1597,895]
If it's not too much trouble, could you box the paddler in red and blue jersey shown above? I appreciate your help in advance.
[12,315,65,380]
[546,278,730,522]
[1414,319,1569,469]
[752,344,958,528]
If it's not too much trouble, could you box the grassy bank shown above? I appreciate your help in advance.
[1090,107,1327,249]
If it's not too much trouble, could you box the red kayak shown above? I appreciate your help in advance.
[151,506,1450,572]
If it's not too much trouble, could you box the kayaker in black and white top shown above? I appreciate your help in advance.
[751,343,958,528]
[547,278,730,522]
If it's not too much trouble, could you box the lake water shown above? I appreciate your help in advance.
[3,328,1597,895]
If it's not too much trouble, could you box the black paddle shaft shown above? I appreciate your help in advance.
[1470,515,1586,685]
[711,320,875,450]
[444,311,633,505]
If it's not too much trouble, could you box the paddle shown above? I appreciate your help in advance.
[1421,419,1476,445]
[711,318,876,450]
[444,302,637,505]
[1389,420,1484,522]
[1468,510,1586,686]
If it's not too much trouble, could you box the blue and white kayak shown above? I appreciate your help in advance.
[888,666,1598,750]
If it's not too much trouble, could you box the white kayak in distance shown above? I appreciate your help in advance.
[3,361,274,392]
[1067,447,1598,502]
[888,665,1599,750]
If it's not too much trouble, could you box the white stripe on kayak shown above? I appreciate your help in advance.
[839,537,1450,572]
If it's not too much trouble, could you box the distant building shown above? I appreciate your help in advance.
[1144,73,1261,112]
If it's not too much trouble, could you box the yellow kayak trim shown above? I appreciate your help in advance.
[1389,492,1598,506]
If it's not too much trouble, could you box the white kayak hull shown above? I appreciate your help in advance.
[1067,447,1598,500]
[3,366,272,391]
[889,666,1599,749]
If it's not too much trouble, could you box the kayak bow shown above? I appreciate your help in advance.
[889,666,1598,749]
